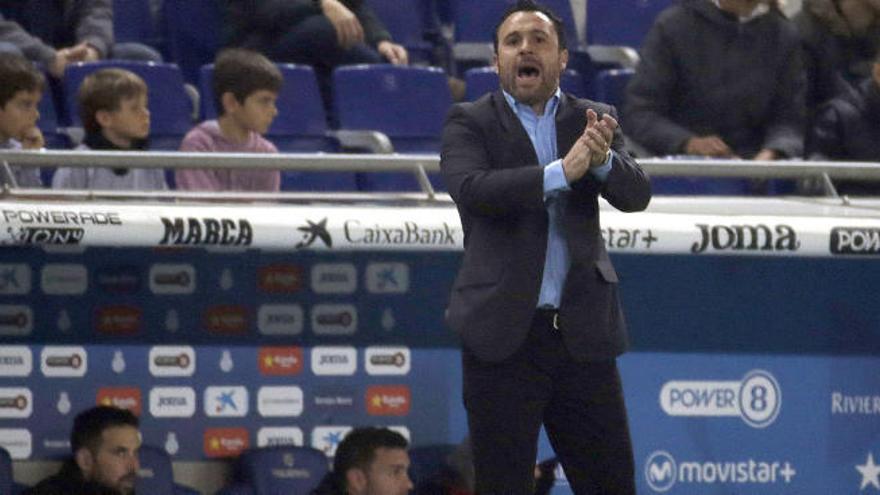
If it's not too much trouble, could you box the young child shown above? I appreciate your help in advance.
[175,48,282,191]
[52,68,167,189]
[0,52,44,187]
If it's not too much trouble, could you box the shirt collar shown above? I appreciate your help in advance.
[502,87,562,118]
[711,0,769,22]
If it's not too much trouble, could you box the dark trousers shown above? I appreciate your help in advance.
[462,310,635,495]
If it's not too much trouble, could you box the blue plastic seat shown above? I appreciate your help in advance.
[587,0,672,48]
[114,0,159,46]
[159,0,222,84]
[230,445,329,494]
[333,64,450,191]
[199,63,357,191]
[368,0,438,65]
[463,66,585,101]
[593,67,635,109]
[62,61,193,150]
[135,445,199,495]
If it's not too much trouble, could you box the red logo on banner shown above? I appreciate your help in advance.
[366,386,411,416]
[258,264,303,293]
[204,428,249,457]
[95,306,142,335]
[203,306,249,334]
[96,387,142,415]
[258,347,303,375]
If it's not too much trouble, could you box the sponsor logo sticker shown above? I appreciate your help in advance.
[295,218,333,249]
[95,265,141,294]
[365,347,411,375]
[311,263,357,294]
[258,264,304,293]
[257,427,304,447]
[96,387,141,415]
[203,305,249,334]
[830,227,880,255]
[366,385,411,416]
[149,387,196,417]
[0,305,32,336]
[644,450,796,492]
[0,388,32,418]
[40,346,87,377]
[160,217,253,246]
[312,389,356,410]
[0,428,32,459]
[311,304,357,335]
[258,347,303,375]
[311,426,351,456]
[0,264,30,294]
[40,264,88,295]
[601,227,658,250]
[257,305,303,336]
[204,386,249,417]
[343,220,457,246]
[691,224,799,254]
[148,346,195,377]
[365,263,410,294]
[257,386,304,417]
[203,428,249,458]
[94,305,142,335]
[311,347,357,376]
[0,346,32,376]
[149,264,196,294]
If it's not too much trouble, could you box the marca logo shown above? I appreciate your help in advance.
[366,385,411,416]
[204,428,249,458]
[160,217,253,246]
[0,264,30,294]
[258,264,303,293]
[0,347,32,376]
[311,263,357,294]
[311,347,357,375]
[365,263,410,294]
[149,387,196,417]
[644,450,796,492]
[94,305,142,335]
[311,304,357,335]
[148,346,195,377]
[258,347,303,375]
[257,386,304,417]
[344,220,457,246]
[95,265,141,294]
[601,227,658,250]
[2,209,121,226]
[659,370,781,428]
[831,392,880,415]
[204,386,249,417]
[257,305,303,335]
[365,347,411,375]
[40,264,87,295]
[0,428,32,459]
[295,218,332,249]
[204,305,249,334]
[691,224,799,254]
[311,426,352,456]
[257,427,303,447]
[5,226,84,245]
[149,264,196,294]
[0,305,32,336]
[40,346,87,377]
[830,227,880,255]
[0,388,32,418]
[96,387,141,415]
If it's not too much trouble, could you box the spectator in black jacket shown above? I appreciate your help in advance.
[311,427,413,495]
[624,0,805,160]
[810,50,880,195]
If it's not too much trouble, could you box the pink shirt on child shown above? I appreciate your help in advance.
[175,120,280,191]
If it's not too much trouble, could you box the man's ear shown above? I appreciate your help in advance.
[492,53,499,73]
[873,61,880,87]
[559,48,569,72]
[221,92,240,114]
[345,467,368,494]
[74,448,94,478]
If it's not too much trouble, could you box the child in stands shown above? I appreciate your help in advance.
[175,48,281,191]
[0,52,44,187]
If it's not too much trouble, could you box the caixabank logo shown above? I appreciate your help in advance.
[644,450,796,492]
[659,369,781,428]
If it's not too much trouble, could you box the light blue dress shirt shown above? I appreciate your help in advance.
[502,88,613,308]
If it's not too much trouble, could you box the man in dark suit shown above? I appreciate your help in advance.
[439,1,651,493]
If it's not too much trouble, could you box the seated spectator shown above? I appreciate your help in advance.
[23,406,140,495]
[810,50,880,195]
[311,427,413,495]
[52,68,167,189]
[0,1,162,79]
[175,48,281,191]
[0,52,44,187]
[623,0,805,161]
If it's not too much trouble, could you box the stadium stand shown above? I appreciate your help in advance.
[159,0,223,84]
[367,0,440,66]
[219,446,329,495]
[113,0,160,48]
[463,66,586,101]
[135,445,200,495]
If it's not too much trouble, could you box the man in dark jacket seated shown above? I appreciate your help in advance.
[23,406,140,495]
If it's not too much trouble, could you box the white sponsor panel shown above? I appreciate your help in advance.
[0,346,32,376]
[0,388,32,418]
[149,264,196,294]
[40,264,88,295]
[40,346,87,377]
[365,263,410,293]
[311,347,357,376]
[149,387,197,417]
[311,304,357,335]
[0,429,32,459]
[644,450,796,493]
[204,386,249,417]
[0,264,31,294]
[257,386,304,417]
[0,305,33,336]
[311,263,357,294]
[365,347,411,375]
[311,426,352,456]
[257,304,304,335]
[257,427,304,447]
[148,346,196,377]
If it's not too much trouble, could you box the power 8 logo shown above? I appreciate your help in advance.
[738,370,781,428]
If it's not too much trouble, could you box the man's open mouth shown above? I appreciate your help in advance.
[517,62,542,81]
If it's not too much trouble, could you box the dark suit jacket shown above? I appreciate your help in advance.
[440,90,651,363]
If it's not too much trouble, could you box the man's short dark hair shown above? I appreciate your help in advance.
[334,427,409,477]
[213,48,282,116]
[0,53,44,109]
[78,68,148,134]
[70,406,139,454]
[493,0,567,53]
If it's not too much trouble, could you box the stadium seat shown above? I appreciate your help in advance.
[593,67,635,110]
[463,66,585,101]
[408,444,458,488]
[135,445,199,495]
[159,0,222,84]
[231,445,329,494]
[113,0,159,47]
[367,0,438,66]
[586,0,672,49]
[62,61,193,150]
[215,484,255,495]
[333,64,451,191]
[199,63,357,191]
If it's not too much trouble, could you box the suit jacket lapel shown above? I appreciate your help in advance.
[555,93,582,158]
[492,91,539,167]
